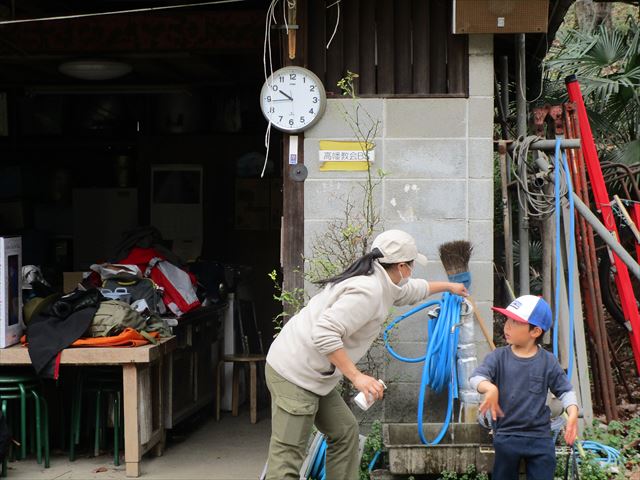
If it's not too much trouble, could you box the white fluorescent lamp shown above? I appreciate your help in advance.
[59,59,132,81]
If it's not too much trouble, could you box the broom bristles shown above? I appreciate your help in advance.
[438,240,473,276]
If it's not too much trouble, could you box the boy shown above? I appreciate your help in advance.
[470,295,579,480]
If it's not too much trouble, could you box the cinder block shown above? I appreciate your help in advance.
[384,383,450,423]
[386,305,433,343]
[469,139,494,179]
[383,180,467,221]
[304,179,383,221]
[468,97,494,138]
[384,139,467,179]
[468,179,494,220]
[305,98,384,139]
[385,342,429,383]
[468,34,494,56]
[469,220,493,261]
[381,220,468,262]
[469,55,494,97]
[386,99,467,138]
[469,262,493,302]
[303,137,384,180]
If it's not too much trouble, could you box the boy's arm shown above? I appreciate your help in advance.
[470,351,503,421]
[548,359,580,445]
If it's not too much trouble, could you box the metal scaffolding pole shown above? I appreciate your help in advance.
[516,33,529,294]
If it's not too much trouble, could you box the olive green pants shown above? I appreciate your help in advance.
[265,363,360,480]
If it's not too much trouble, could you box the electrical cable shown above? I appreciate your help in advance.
[512,135,569,221]
[384,293,463,445]
[0,0,246,25]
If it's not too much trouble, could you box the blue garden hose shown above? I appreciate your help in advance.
[308,437,327,480]
[384,292,463,445]
[554,138,576,381]
[579,440,623,467]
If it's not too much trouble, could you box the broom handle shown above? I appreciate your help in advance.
[467,296,496,351]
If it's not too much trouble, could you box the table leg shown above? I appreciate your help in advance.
[250,362,257,424]
[232,362,239,417]
[216,360,224,421]
[123,364,141,478]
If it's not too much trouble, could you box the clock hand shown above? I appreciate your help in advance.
[278,90,294,101]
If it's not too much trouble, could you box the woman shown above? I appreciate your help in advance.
[265,230,468,479]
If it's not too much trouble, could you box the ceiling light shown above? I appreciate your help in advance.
[59,60,132,81]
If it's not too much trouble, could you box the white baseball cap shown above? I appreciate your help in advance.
[492,295,552,331]
[371,230,427,266]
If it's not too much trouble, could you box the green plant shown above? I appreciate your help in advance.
[438,464,489,480]
[268,269,305,335]
[545,19,640,164]
[359,420,383,480]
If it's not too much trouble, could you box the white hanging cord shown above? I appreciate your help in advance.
[0,0,245,25]
[326,0,341,50]
[262,121,273,178]
[262,0,281,178]
[263,0,280,83]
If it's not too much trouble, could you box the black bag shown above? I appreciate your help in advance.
[103,278,165,314]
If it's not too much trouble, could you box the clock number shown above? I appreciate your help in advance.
[303,76,306,83]
[309,108,314,114]
[278,116,283,122]
[313,97,318,103]
[269,107,275,113]
[300,116,305,123]
[289,119,294,126]
[290,73,297,80]
[266,96,271,102]
[272,85,278,91]
[310,85,315,92]
[278,76,285,82]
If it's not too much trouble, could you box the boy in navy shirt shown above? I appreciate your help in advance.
[470,295,579,480]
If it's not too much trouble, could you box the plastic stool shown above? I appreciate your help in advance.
[69,368,122,466]
[0,374,50,477]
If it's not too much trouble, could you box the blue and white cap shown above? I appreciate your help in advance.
[492,295,552,332]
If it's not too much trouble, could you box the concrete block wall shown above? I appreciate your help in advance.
[303,35,494,426]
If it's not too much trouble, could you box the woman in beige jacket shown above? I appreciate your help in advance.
[264,230,468,479]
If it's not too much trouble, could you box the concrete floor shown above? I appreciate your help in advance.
[5,410,271,479]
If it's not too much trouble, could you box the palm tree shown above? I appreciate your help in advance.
[545,17,640,164]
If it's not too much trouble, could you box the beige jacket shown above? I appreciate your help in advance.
[266,262,430,396]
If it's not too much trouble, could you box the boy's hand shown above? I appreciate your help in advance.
[564,406,579,445]
[478,383,504,421]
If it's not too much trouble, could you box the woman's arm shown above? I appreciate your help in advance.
[327,348,385,400]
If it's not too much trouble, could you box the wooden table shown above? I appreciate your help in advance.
[0,337,176,477]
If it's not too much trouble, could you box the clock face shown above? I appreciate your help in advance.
[260,67,327,133]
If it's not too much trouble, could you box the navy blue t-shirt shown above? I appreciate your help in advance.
[472,346,573,438]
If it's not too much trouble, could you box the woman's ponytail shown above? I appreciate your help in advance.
[314,248,385,287]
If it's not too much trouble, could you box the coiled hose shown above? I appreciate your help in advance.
[384,292,463,445]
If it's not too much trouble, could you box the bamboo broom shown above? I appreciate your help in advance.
[438,240,496,351]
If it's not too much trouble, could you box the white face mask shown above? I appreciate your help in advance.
[397,263,413,286]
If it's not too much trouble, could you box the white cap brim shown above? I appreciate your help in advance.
[414,253,427,266]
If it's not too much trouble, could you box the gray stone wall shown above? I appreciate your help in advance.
[303,35,494,427]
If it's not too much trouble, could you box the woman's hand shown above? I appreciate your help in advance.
[353,373,385,401]
[449,282,469,297]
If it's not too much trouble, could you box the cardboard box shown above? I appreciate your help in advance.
[63,272,85,294]
[0,236,22,348]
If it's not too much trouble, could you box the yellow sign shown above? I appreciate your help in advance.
[318,140,375,171]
